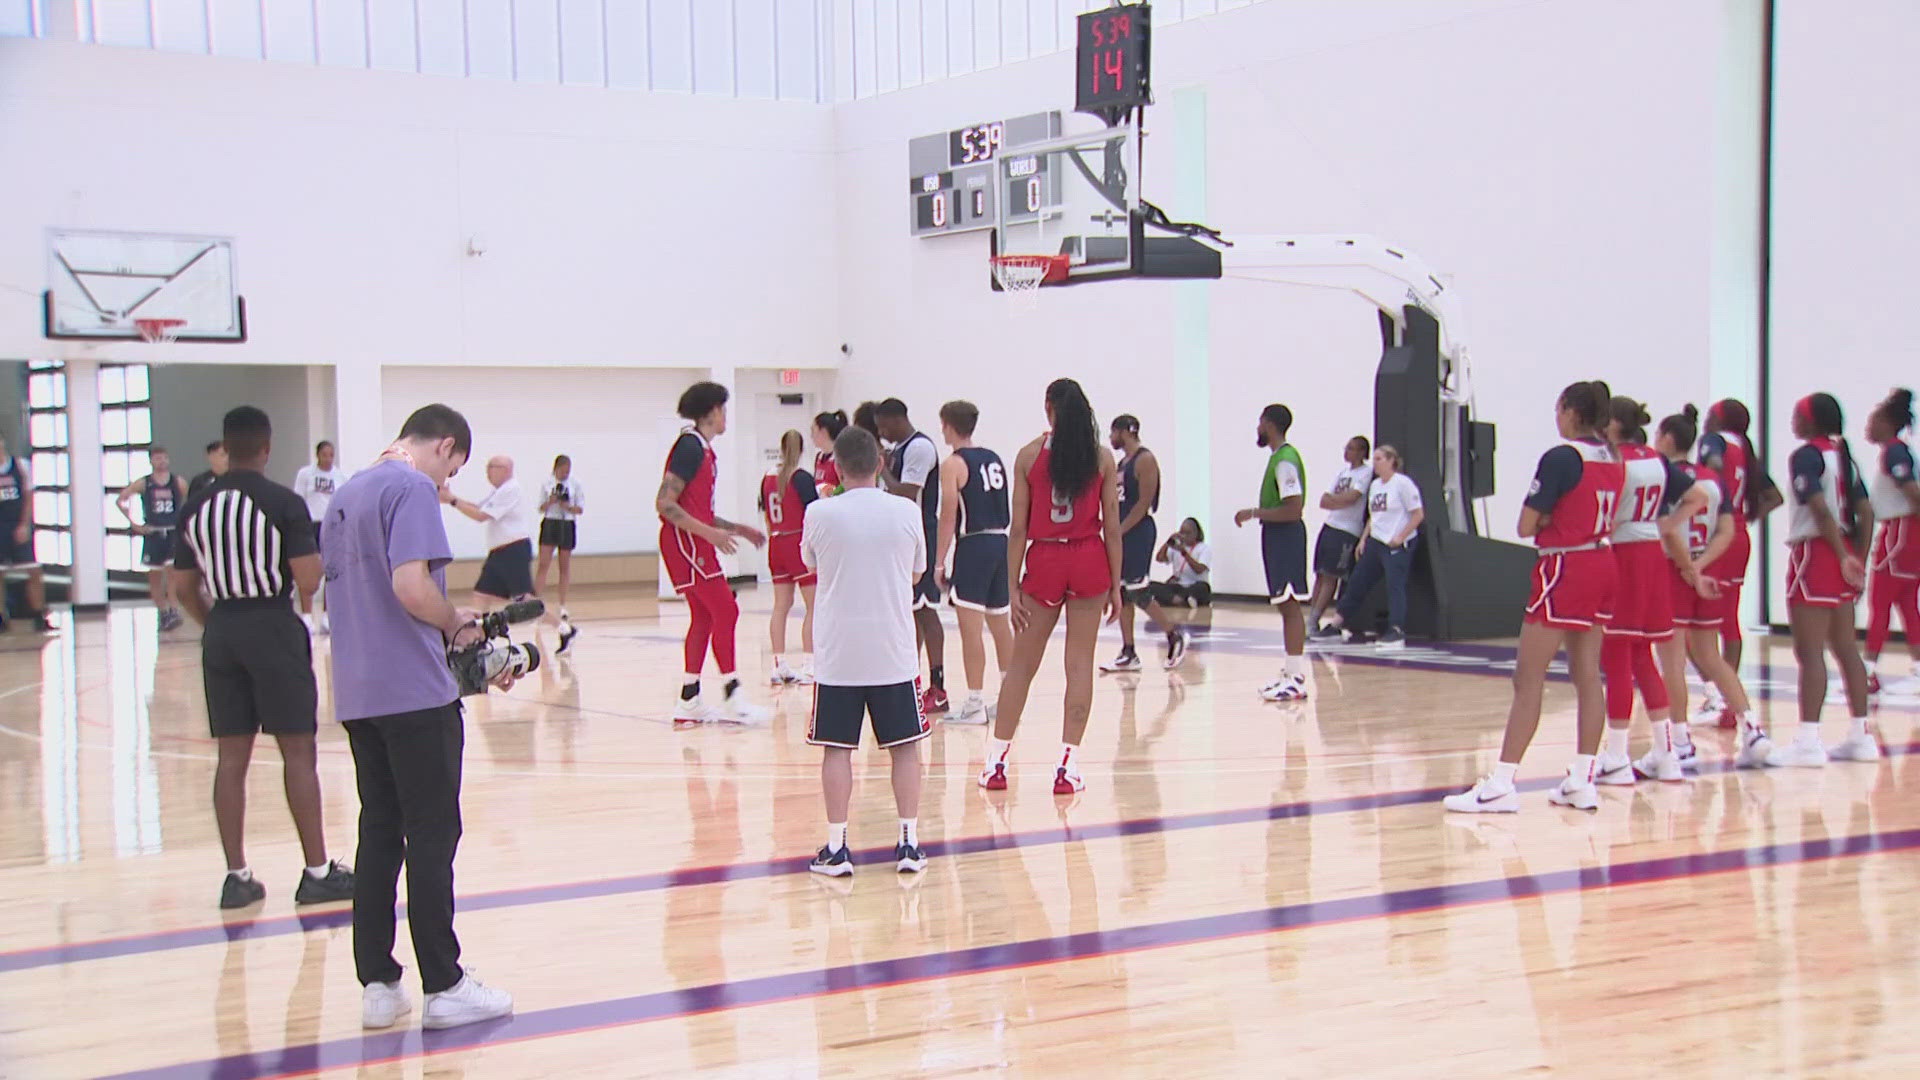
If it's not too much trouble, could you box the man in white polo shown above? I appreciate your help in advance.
[442,454,534,610]
[801,426,931,877]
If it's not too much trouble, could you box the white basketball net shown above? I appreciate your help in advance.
[135,318,187,344]
[991,257,1055,311]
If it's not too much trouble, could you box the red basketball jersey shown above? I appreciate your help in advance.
[814,451,840,492]
[1531,438,1625,550]
[1700,430,1754,527]
[1026,435,1105,542]
[665,430,716,526]
[760,471,808,537]
[1677,460,1725,556]
[1611,442,1669,544]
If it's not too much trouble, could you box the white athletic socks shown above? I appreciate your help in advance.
[1490,761,1519,788]
[1570,753,1596,785]
[1284,653,1307,680]
[1849,714,1870,740]
[988,737,1012,766]
[900,819,918,847]
[229,867,253,882]
[826,822,848,852]
[1652,719,1674,753]
[1603,727,1629,759]
[304,863,330,880]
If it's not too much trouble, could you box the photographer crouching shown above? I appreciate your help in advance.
[322,404,517,1031]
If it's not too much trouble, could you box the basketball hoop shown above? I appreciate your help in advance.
[134,317,188,344]
[990,254,1069,310]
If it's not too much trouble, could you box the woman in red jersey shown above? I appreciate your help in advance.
[811,410,847,496]
[1445,381,1622,814]
[761,429,820,686]
[1593,397,1712,786]
[1863,388,1920,695]
[1691,398,1783,726]
[980,378,1123,796]
[1770,392,1877,766]
[1652,405,1772,773]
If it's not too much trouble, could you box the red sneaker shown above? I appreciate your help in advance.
[922,686,950,714]
[979,762,1008,790]
[1716,707,1737,730]
[1867,672,1882,695]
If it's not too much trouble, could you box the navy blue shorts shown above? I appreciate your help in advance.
[807,680,931,749]
[951,533,1010,614]
[1262,520,1309,603]
[1121,518,1157,588]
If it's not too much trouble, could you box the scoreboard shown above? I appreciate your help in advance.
[908,111,1061,237]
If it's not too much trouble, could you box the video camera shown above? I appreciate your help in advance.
[448,598,543,695]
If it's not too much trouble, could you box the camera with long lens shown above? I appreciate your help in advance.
[448,598,543,695]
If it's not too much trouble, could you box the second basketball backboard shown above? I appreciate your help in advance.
[44,229,246,341]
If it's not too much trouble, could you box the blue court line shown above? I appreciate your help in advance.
[5,735,1914,979]
[97,825,1920,1080]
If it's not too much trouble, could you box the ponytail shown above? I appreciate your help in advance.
[1877,387,1916,435]
[1557,380,1612,436]
[814,409,848,440]
[1608,395,1651,445]
[777,429,803,490]
[1658,404,1700,454]
[1805,392,1861,539]
[1044,378,1100,499]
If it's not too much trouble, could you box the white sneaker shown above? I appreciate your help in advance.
[769,664,796,686]
[1442,777,1518,814]
[422,972,513,1030]
[672,696,717,724]
[1674,740,1702,773]
[720,693,769,726]
[1632,749,1684,782]
[1733,727,1775,769]
[1828,731,1882,762]
[949,695,990,724]
[361,980,410,1029]
[1547,774,1599,811]
[1766,738,1828,768]
[1100,650,1143,673]
[1593,752,1638,787]
[1881,674,1920,696]
[792,666,816,686]
[1259,675,1309,703]
[1693,695,1726,724]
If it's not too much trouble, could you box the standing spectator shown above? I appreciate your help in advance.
[172,407,354,909]
[324,403,515,1030]
[188,440,228,501]
[115,446,188,631]
[1308,436,1374,632]
[1319,446,1426,648]
[0,433,55,632]
[535,455,583,654]
[1235,404,1312,702]
[442,456,533,610]
[293,440,350,635]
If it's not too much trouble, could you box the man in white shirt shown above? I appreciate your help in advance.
[293,439,350,633]
[1309,436,1376,632]
[801,426,931,878]
[442,455,535,610]
[1319,445,1426,649]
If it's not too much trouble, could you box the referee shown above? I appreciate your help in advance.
[174,406,354,910]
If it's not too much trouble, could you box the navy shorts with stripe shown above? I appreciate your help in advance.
[1121,517,1157,588]
[808,680,932,749]
[1262,520,1310,603]
[951,533,1010,613]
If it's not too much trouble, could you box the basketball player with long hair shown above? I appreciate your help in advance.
[1445,381,1622,813]
[1649,405,1772,774]
[1771,392,1877,765]
[657,381,768,724]
[761,429,820,685]
[1864,388,1920,694]
[1692,398,1783,725]
[1593,397,1711,785]
[811,410,848,496]
[980,378,1123,795]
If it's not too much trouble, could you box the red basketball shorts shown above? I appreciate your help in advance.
[1871,517,1920,580]
[1524,546,1618,631]
[1602,540,1675,639]
[1706,526,1750,636]
[1786,539,1860,608]
[767,532,815,586]
[1669,562,1734,630]
[1021,537,1112,608]
[660,523,723,594]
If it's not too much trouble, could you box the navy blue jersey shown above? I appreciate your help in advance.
[891,431,941,542]
[142,474,183,530]
[1117,448,1159,523]
[0,458,25,525]
[954,446,1011,534]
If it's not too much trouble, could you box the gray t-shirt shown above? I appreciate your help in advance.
[322,459,458,721]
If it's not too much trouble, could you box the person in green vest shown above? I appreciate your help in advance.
[1235,403,1311,701]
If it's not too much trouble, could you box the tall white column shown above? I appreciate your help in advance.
[65,356,107,607]
[333,360,385,467]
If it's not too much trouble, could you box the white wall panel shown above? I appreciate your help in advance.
[692,0,735,95]
[415,0,467,76]
[152,0,211,53]
[510,0,562,83]
[260,0,316,63]
[556,0,605,85]
[464,0,514,78]
[648,0,693,92]
[315,0,368,68]
[366,0,419,72]
[603,0,650,88]
[734,0,778,98]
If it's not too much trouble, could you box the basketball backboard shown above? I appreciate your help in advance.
[44,229,246,341]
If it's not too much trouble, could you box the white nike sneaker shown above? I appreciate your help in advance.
[720,693,769,726]
[1733,727,1775,769]
[1827,731,1882,762]
[1674,740,1702,773]
[1632,749,1685,782]
[792,666,816,685]
[1547,774,1600,811]
[1881,674,1920,696]
[948,695,990,724]
[1766,738,1828,768]
[1593,752,1638,786]
[1259,675,1309,703]
[1442,777,1519,814]
[1693,694,1726,724]
[421,972,513,1030]
[769,664,796,686]
[672,696,717,725]
[361,980,410,1029]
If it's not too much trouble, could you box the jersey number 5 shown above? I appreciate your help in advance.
[1050,486,1075,524]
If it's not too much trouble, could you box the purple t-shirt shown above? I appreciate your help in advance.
[322,459,458,721]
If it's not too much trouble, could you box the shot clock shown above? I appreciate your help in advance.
[1075,3,1151,122]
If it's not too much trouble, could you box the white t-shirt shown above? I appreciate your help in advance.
[293,464,350,522]
[540,475,584,521]
[896,433,938,490]
[1322,464,1374,536]
[1168,540,1212,586]
[1365,472,1424,543]
[802,486,925,687]
[476,477,533,550]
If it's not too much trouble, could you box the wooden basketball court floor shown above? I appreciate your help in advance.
[2,590,1919,1079]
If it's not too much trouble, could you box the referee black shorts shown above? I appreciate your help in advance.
[203,603,318,738]
[475,538,535,598]
[807,680,932,749]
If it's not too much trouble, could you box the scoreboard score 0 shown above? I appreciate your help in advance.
[909,111,1061,237]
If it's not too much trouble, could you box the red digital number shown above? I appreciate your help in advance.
[1090,19,1104,45]
[1102,48,1124,93]
[1113,15,1130,39]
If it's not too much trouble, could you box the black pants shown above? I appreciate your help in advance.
[1337,537,1416,632]
[344,701,465,994]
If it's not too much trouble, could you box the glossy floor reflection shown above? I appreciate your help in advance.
[1,593,1918,1078]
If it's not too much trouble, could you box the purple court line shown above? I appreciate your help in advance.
[98,825,1920,1080]
[8,735,1917,979]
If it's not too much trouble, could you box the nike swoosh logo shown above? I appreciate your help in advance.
[1598,764,1631,777]
[1476,791,1506,803]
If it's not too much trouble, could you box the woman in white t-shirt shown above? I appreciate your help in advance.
[1316,445,1425,648]
[1152,517,1214,608]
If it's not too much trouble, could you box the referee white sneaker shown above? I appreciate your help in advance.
[422,971,513,1030]
[361,980,411,1029]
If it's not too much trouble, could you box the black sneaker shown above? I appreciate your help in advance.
[1164,630,1188,669]
[556,621,578,656]
[809,845,853,878]
[1311,624,1344,640]
[220,873,266,910]
[895,843,927,874]
[1375,629,1407,651]
[294,860,356,905]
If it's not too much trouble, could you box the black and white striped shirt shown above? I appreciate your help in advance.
[173,470,316,602]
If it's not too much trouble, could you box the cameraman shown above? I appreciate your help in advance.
[323,404,513,1031]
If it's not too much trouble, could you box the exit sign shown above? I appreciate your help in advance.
[779,369,801,387]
